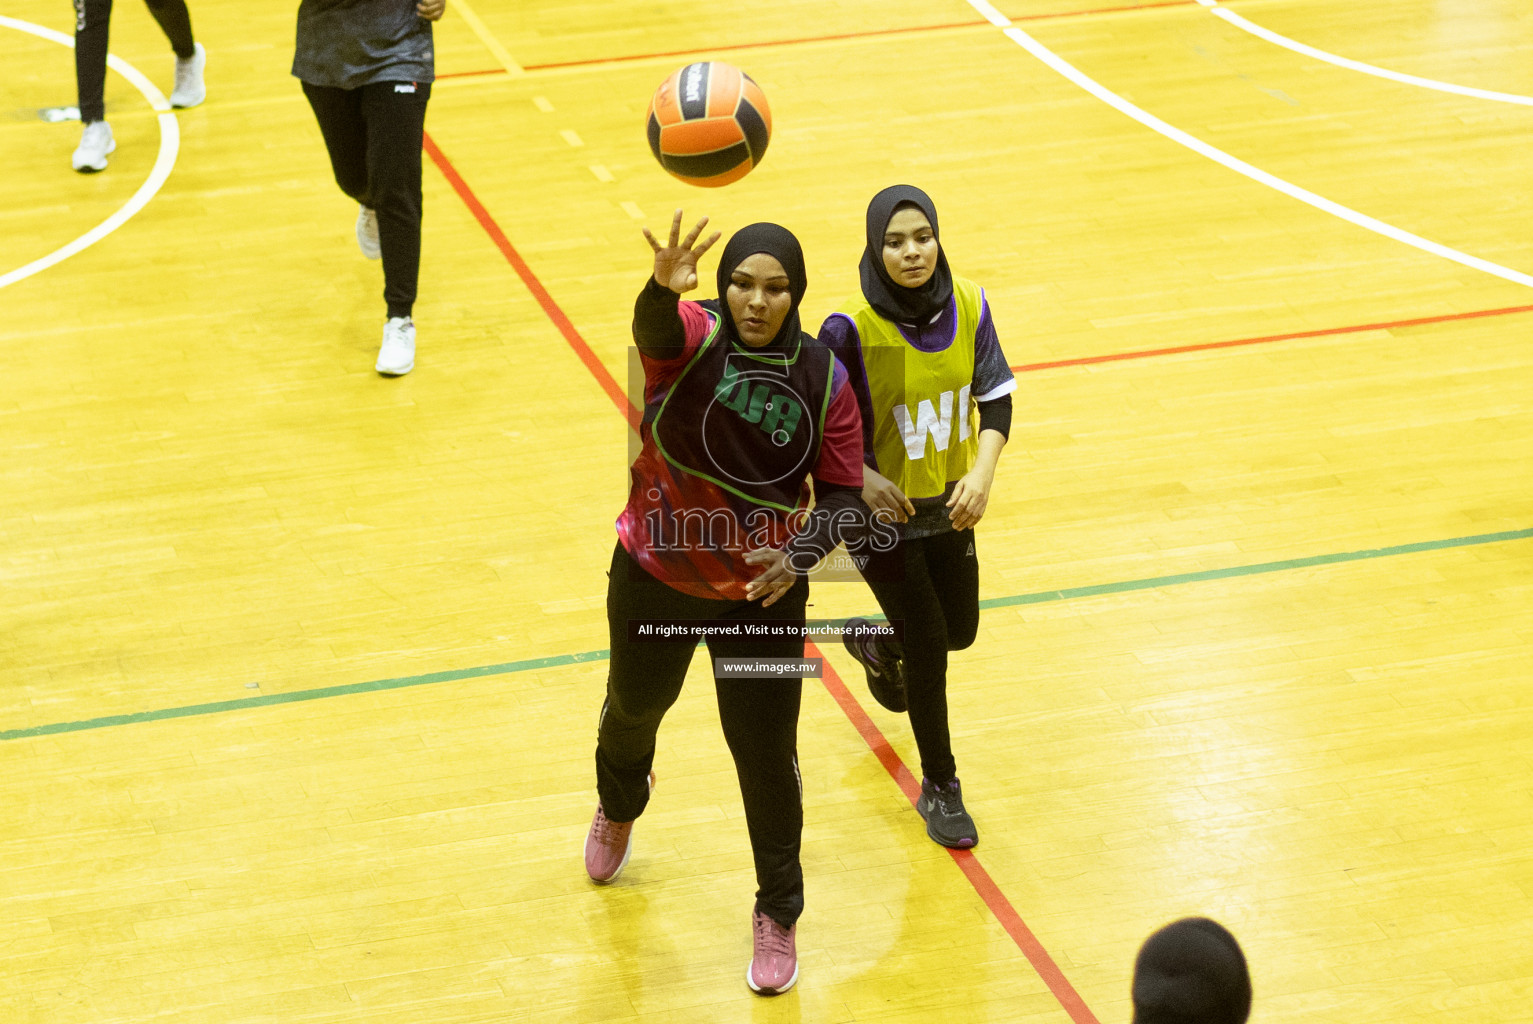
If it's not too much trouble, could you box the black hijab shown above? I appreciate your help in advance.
[1132,918,1252,1024]
[858,184,955,324]
[708,222,809,350]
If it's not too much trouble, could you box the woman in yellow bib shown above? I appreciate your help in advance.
[818,185,1016,848]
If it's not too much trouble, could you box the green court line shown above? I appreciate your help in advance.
[4,527,1528,742]
[1,651,611,741]
[979,527,1533,609]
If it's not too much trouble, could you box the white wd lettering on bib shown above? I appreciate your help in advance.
[891,384,971,460]
[838,276,986,499]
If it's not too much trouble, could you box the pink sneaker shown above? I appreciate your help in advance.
[584,771,654,884]
[746,910,798,995]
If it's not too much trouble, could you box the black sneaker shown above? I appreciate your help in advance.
[842,617,907,712]
[917,777,978,848]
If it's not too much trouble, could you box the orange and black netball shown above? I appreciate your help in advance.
[647,61,772,187]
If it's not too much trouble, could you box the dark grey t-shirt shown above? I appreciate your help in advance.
[292,0,435,90]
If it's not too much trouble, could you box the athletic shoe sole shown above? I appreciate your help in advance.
[72,141,116,173]
[745,961,799,996]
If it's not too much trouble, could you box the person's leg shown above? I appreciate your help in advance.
[302,79,387,359]
[142,0,194,57]
[864,535,956,784]
[895,543,959,786]
[300,81,369,204]
[843,536,909,711]
[71,0,118,171]
[74,0,113,125]
[865,533,978,846]
[909,529,987,846]
[707,581,808,994]
[358,81,430,320]
[586,543,702,883]
[927,528,980,653]
[707,582,809,929]
[594,543,701,823]
[145,0,205,109]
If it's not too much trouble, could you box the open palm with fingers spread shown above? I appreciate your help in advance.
[643,209,722,294]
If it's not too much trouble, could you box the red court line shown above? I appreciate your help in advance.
[435,68,508,80]
[1016,0,1190,21]
[521,20,984,71]
[421,132,641,434]
[425,128,1103,1023]
[812,642,1103,1024]
[436,1,1192,77]
[1012,302,1533,374]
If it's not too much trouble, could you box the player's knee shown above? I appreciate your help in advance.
[602,686,664,729]
[947,621,978,652]
[366,162,421,201]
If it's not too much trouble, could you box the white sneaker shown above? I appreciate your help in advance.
[356,205,381,260]
[376,317,415,376]
[72,120,116,172]
[169,42,206,108]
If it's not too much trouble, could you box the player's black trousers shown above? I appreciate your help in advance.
[75,0,196,123]
[301,80,430,320]
[859,528,981,786]
[596,542,808,930]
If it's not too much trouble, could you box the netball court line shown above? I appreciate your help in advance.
[0,16,180,291]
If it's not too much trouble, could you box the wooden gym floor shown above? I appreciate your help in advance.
[2,1,1530,1021]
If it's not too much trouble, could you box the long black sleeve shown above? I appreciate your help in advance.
[977,393,1012,440]
[632,276,687,358]
[816,314,879,468]
[784,481,867,571]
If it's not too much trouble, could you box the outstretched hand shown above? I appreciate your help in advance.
[643,210,721,294]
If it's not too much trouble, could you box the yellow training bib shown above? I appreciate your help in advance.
[838,277,984,500]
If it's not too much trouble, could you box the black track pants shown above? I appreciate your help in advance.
[860,528,980,785]
[301,79,430,319]
[596,541,808,929]
[75,0,196,123]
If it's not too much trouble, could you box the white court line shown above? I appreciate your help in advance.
[960,1,1533,289]
[0,16,181,290]
[1201,1,1533,106]
[968,0,1014,28]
